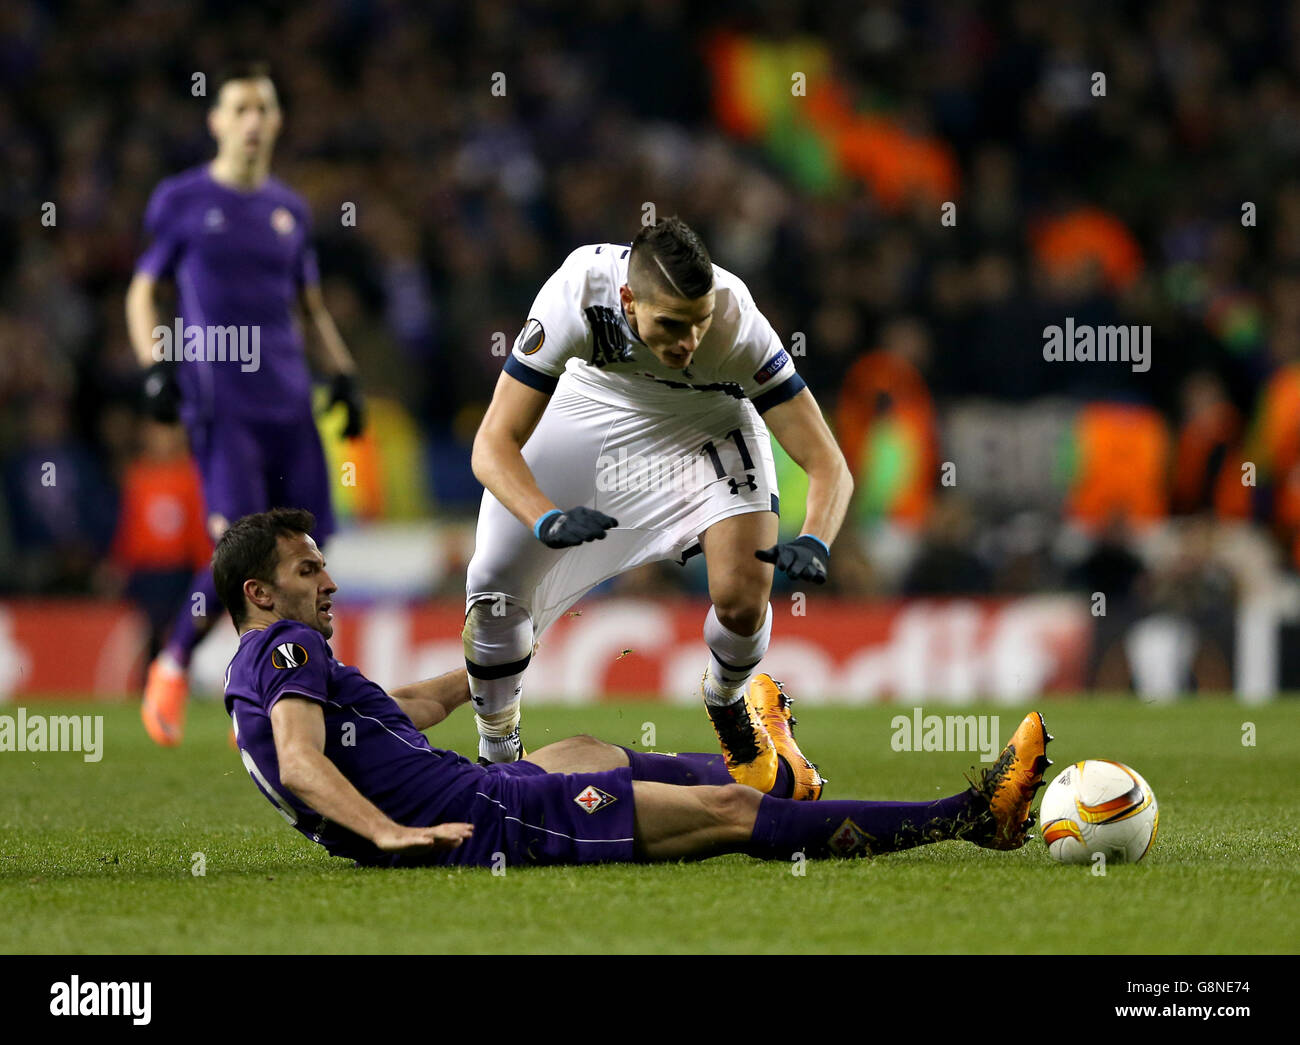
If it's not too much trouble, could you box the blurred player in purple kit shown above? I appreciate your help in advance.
[216,508,1052,869]
[125,62,364,745]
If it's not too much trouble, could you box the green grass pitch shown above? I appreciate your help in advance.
[2,697,1297,954]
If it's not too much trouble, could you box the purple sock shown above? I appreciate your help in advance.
[163,568,221,670]
[746,791,975,859]
[619,749,795,797]
[620,749,732,786]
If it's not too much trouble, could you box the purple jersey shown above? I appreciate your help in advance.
[223,619,484,863]
[135,166,319,423]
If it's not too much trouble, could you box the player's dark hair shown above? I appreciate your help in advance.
[211,60,275,106]
[212,508,316,630]
[628,216,714,300]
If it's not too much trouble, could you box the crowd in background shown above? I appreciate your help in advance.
[2,0,1299,683]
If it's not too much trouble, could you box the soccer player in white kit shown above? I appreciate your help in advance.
[465,218,854,798]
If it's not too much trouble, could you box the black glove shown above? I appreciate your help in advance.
[141,361,181,423]
[535,506,618,548]
[755,534,829,584]
[329,372,366,439]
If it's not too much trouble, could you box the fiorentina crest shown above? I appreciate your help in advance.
[828,817,874,857]
[573,785,617,814]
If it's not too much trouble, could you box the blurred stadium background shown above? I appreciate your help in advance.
[3,0,1300,705]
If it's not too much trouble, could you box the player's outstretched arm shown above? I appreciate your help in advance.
[473,371,618,546]
[758,388,855,582]
[472,370,561,527]
[125,272,161,368]
[270,695,472,853]
[388,668,472,731]
[125,272,182,423]
[299,284,365,438]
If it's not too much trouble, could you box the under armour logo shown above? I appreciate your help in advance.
[728,474,757,494]
[472,695,485,706]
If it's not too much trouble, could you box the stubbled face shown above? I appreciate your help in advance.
[259,532,336,638]
[208,78,281,165]
[620,283,715,369]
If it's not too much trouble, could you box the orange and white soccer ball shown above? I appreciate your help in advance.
[1039,759,1158,865]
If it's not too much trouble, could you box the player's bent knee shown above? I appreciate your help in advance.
[711,597,768,637]
[464,593,529,625]
[567,733,607,752]
[463,597,533,660]
[573,734,624,763]
[528,733,625,773]
[707,783,763,828]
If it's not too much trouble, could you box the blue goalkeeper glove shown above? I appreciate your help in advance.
[755,534,829,584]
[534,507,619,548]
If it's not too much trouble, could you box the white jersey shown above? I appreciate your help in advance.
[503,243,805,415]
[471,242,799,634]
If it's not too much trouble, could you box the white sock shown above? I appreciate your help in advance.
[476,717,523,763]
[701,603,772,707]
[463,597,533,761]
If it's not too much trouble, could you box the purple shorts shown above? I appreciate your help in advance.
[185,410,336,541]
[408,762,637,869]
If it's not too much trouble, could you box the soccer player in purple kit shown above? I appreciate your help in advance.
[216,508,1053,869]
[125,62,364,746]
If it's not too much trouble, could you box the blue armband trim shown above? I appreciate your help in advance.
[751,373,806,414]
[533,509,562,539]
[504,355,560,395]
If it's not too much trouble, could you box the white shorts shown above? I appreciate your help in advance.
[466,376,779,634]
